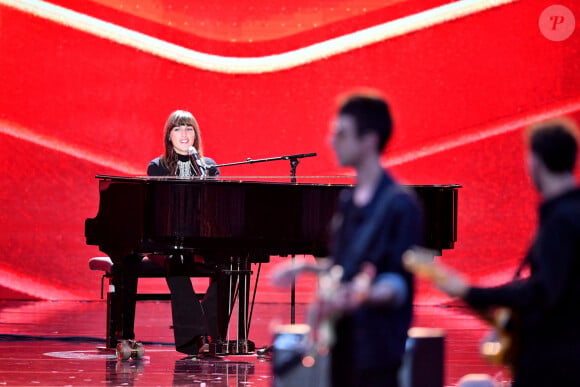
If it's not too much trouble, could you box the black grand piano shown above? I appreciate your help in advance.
[85,175,459,352]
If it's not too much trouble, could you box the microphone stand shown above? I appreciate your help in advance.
[215,152,317,325]
[215,153,316,181]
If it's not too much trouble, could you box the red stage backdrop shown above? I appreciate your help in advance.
[0,0,579,303]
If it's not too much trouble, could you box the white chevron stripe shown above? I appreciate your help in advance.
[383,98,580,167]
[0,0,517,74]
[0,119,142,175]
[3,98,577,174]
[0,267,86,300]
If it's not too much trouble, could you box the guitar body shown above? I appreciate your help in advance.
[480,307,520,372]
[403,248,520,373]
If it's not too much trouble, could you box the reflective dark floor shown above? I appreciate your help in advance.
[0,300,511,386]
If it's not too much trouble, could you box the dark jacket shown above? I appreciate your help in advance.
[330,171,423,371]
[147,154,219,177]
[465,188,580,383]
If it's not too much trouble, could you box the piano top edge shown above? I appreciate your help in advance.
[95,174,353,187]
[94,175,461,188]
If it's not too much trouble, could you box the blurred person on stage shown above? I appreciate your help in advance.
[430,117,580,386]
[322,91,424,386]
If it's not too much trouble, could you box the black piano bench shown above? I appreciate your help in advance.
[88,256,173,301]
[88,256,209,349]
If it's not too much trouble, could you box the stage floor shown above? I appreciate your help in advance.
[0,300,511,386]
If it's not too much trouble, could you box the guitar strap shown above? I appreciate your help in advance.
[340,183,403,279]
[513,246,534,279]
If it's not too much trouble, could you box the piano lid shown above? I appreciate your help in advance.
[94,174,461,189]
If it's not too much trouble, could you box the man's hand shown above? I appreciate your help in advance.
[317,262,376,315]
[270,258,331,288]
[434,265,469,298]
[402,248,470,299]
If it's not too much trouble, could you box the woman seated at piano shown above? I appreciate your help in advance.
[146,110,220,356]
[147,110,219,178]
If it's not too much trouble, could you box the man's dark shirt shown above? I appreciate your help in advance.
[330,171,423,374]
[465,188,580,383]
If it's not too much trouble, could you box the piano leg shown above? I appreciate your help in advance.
[107,255,139,349]
[237,256,251,354]
[212,256,255,355]
[214,268,232,343]
[213,259,236,354]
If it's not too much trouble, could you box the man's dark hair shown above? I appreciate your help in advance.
[338,92,393,152]
[527,117,579,173]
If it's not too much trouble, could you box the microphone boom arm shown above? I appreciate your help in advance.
[214,152,316,183]
[214,152,316,169]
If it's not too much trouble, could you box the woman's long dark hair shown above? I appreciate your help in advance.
[160,110,204,175]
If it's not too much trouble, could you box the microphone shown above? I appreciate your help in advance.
[188,146,206,177]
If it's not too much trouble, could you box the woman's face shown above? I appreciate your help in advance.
[169,124,196,155]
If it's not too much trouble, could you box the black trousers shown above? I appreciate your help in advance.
[117,254,225,355]
[331,361,400,387]
[162,255,224,355]
[166,275,219,355]
[512,358,580,387]
[331,321,400,387]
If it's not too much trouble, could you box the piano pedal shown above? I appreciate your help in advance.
[116,339,145,361]
[210,339,256,355]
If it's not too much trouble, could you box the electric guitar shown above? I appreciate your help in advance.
[402,248,519,372]
[271,259,375,352]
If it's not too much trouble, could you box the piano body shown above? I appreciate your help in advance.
[85,175,460,351]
